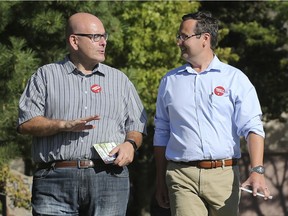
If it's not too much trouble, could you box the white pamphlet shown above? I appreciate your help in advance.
[93,142,118,164]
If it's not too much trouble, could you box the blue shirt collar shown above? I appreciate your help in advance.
[176,55,221,75]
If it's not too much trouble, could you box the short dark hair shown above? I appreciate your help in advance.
[182,11,218,49]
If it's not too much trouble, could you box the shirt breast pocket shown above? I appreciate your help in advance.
[210,91,231,110]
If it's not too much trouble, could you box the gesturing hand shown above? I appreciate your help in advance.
[63,115,100,132]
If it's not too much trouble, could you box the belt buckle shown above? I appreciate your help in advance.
[77,159,91,169]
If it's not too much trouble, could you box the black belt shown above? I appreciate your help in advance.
[173,159,238,169]
[37,159,107,169]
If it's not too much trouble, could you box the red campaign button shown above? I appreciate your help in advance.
[91,84,102,93]
[214,86,225,96]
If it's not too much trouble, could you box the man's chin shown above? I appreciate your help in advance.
[96,56,105,63]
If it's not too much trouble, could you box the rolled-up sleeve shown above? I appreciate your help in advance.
[234,75,265,139]
[154,78,170,147]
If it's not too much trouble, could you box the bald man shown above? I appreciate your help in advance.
[17,12,147,216]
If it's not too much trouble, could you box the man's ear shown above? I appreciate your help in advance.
[69,35,79,50]
[202,32,210,48]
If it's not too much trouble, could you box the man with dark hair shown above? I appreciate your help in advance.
[154,11,270,216]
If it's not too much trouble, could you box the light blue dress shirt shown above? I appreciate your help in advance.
[154,56,265,161]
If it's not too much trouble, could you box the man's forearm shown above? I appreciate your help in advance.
[154,146,168,183]
[18,116,64,137]
[247,132,265,167]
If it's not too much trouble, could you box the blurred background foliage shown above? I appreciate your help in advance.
[0,1,287,215]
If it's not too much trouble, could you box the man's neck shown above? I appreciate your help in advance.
[189,52,214,73]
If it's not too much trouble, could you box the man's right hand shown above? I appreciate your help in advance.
[155,181,170,209]
[62,115,100,132]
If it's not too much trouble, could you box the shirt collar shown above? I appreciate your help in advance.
[62,55,105,76]
[176,55,221,75]
[205,55,221,73]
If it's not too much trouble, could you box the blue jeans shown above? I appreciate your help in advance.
[32,165,130,216]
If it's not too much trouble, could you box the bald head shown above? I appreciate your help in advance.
[65,12,107,72]
[66,13,105,40]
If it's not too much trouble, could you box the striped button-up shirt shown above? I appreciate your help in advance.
[18,57,147,162]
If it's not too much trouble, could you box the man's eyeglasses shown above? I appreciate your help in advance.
[176,33,202,42]
[73,33,108,42]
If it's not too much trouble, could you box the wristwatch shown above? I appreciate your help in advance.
[126,139,138,152]
[250,165,265,174]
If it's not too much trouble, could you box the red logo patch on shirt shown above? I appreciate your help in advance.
[91,84,102,93]
[214,86,225,96]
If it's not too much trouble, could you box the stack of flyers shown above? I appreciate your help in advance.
[93,142,118,164]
